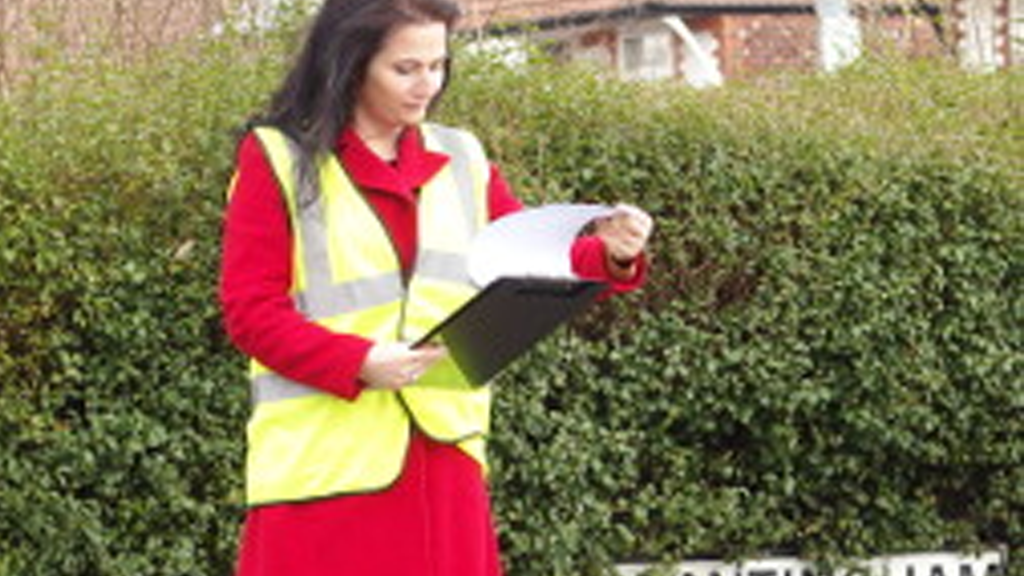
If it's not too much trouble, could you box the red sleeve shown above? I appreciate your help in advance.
[219,133,372,400]
[570,236,647,294]
[487,164,646,294]
[486,163,523,220]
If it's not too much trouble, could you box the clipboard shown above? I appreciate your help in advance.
[413,277,606,386]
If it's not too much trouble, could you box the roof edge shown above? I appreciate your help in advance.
[460,1,816,33]
[459,0,943,33]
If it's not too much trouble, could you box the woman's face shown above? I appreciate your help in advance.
[355,21,448,135]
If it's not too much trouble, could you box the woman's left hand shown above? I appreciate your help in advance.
[594,203,654,275]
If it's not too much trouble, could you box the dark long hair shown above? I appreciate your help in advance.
[255,0,461,198]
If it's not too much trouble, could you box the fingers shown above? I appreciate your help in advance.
[614,203,654,231]
[596,204,654,262]
[359,343,448,391]
[407,344,446,382]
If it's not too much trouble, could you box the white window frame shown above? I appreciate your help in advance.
[618,26,675,81]
[1010,0,1023,65]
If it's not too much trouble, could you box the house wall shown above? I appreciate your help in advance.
[540,5,955,85]
[5,0,1010,93]
[719,13,819,78]
[540,13,819,82]
[860,8,948,59]
[952,0,1021,69]
[1014,0,1024,65]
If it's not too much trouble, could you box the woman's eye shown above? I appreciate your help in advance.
[394,64,418,75]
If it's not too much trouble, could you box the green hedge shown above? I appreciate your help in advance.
[442,55,1022,573]
[0,35,272,575]
[1,28,1020,576]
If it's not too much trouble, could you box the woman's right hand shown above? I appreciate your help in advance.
[358,342,447,390]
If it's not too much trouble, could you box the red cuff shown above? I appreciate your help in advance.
[570,236,646,294]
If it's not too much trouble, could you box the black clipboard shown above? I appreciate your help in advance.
[413,277,606,386]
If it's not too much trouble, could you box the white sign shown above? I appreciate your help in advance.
[617,550,1007,576]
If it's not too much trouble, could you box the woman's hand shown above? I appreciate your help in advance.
[358,342,447,390]
[593,204,654,277]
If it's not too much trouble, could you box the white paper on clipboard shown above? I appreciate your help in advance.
[467,203,616,287]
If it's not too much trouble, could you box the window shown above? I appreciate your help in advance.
[619,30,675,80]
[1011,0,1023,65]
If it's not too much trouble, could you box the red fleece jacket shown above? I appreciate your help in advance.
[220,125,644,400]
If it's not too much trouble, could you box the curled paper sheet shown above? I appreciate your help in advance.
[467,203,616,287]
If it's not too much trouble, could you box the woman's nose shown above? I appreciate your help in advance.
[416,69,444,96]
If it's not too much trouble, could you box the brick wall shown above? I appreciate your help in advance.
[952,0,1019,69]
[538,7,948,84]
[0,0,971,91]
[860,9,948,59]
[717,13,819,78]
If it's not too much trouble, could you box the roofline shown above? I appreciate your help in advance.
[462,2,815,34]
[460,0,944,34]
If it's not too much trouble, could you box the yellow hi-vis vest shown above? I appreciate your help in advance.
[243,124,491,507]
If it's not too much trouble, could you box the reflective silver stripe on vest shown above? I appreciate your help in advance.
[416,249,471,285]
[268,135,407,322]
[251,125,484,407]
[257,132,345,319]
[294,272,404,321]
[253,372,324,405]
[423,125,480,237]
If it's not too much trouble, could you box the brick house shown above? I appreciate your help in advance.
[2,0,1018,90]
[458,0,1020,83]
[952,0,1024,69]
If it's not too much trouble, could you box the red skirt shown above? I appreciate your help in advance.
[235,431,504,576]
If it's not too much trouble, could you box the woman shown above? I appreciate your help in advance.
[219,0,654,574]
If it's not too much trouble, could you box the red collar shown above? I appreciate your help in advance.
[336,126,449,199]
